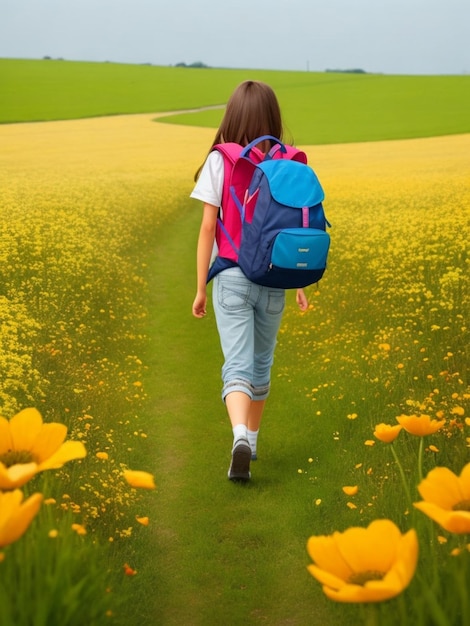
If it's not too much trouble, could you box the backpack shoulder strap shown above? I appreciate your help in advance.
[213,142,243,165]
[212,143,243,211]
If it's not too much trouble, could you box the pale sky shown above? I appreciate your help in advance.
[1,0,469,75]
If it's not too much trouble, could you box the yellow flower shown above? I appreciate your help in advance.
[378,343,391,351]
[396,413,445,436]
[0,408,87,489]
[71,523,87,536]
[0,490,43,548]
[307,519,418,603]
[374,423,403,443]
[123,469,156,490]
[342,486,359,496]
[136,516,149,526]
[413,462,470,534]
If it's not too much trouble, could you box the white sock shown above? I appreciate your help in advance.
[232,424,248,442]
[247,429,259,455]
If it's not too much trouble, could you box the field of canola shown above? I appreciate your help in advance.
[0,113,469,624]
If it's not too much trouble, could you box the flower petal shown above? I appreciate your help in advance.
[9,408,43,451]
[307,534,353,581]
[373,423,403,443]
[0,491,43,548]
[335,520,400,574]
[0,462,38,489]
[0,417,13,454]
[307,563,348,590]
[38,440,87,470]
[322,580,401,603]
[32,423,68,463]
[382,529,419,590]
[459,463,470,500]
[396,414,445,436]
[417,466,465,509]
[123,469,156,490]
[0,489,22,527]
[414,501,470,534]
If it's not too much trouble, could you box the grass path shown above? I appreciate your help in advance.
[133,201,343,626]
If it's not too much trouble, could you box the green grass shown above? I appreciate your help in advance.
[132,201,353,625]
[163,73,470,144]
[2,58,470,143]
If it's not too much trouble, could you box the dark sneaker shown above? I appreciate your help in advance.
[228,438,251,482]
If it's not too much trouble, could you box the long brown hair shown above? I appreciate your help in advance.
[194,80,285,180]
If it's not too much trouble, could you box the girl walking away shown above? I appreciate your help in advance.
[191,80,309,482]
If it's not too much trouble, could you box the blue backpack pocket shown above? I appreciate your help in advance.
[271,228,330,271]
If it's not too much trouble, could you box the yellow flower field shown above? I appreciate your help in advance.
[1,113,468,463]
[0,114,469,623]
[1,113,469,473]
[280,133,469,455]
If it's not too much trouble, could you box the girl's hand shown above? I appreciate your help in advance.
[296,289,309,311]
[192,292,207,318]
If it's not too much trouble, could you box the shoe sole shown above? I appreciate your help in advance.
[228,441,251,482]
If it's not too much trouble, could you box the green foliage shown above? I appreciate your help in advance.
[1,58,470,143]
[165,73,470,144]
[0,496,116,626]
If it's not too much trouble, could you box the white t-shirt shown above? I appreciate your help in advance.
[190,151,224,207]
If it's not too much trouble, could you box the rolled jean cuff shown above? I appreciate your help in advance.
[222,378,254,402]
[252,382,271,401]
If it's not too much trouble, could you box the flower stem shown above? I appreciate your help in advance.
[360,604,379,626]
[418,437,424,483]
[455,540,469,626]
[390,443,412,505]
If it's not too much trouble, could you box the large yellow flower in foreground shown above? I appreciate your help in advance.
[0,489,43,548]
[414,463,470,534]
[0,408,86,489]
[307,519,418,603]
[396,413,445,436]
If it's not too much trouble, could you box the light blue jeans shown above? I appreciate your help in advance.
[213,267,285,402]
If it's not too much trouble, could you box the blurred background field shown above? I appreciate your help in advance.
[1,58,470,142]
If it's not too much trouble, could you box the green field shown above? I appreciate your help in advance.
[2,58,470,143]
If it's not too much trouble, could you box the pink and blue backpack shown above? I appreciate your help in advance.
[208,135,330,289]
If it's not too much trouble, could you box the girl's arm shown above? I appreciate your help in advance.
[296,288,309,311]
[192,202,218,318]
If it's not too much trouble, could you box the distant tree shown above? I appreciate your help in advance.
[174,61,210,68]
[325,68,367,74]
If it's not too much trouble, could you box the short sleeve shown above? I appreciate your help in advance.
[190,151,224,207]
